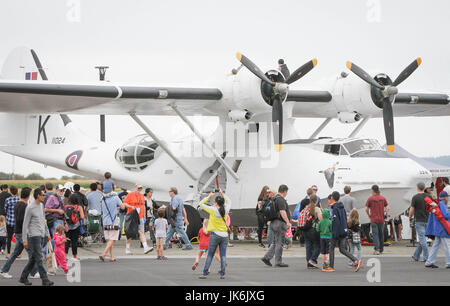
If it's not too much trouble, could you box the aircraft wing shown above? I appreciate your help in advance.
[0,80,223,115]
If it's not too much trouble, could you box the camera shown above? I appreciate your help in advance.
[104,225,119,231]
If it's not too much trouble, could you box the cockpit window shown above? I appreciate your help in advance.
[115,135,160,172]
[343,139,382,155]
[324,144,341,155]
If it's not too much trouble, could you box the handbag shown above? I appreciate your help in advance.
[46,241,57,274]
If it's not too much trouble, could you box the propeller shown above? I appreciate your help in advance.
[346,58,422,152]
[236,52,317,151]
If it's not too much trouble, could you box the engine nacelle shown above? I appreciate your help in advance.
[337,111,361,123]
[228,109,253,122]
[332,72,384,118]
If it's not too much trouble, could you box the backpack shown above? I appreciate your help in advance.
[165,205,177,227]
[292,201,302,220]
[65,204,80,225]
[262,197,279,221]
[298,207,315,231]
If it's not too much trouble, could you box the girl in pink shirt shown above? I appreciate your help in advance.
[53,225,69,273]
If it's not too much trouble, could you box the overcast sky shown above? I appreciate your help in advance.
[0,0,449,178]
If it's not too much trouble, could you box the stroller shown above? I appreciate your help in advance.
[87,209,104,244]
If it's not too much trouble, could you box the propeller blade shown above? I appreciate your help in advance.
[278,59,290,79]
[272,95,283,152]
[236,52,275,86]
[346,61,385,90]
[392,58,422,87]
[383,100,395,152]
[285,59,318,85]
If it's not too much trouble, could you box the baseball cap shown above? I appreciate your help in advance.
[135,184,143,189]
[56,184,65,190]
[439,190,449,198]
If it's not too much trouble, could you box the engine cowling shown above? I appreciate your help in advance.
[332,72,384,118]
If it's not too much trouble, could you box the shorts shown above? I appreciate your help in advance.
[320,238,330,255]
[200,249,208,252]
[138,218,145,231]
[156,237,165,247]
[104,230,119,241]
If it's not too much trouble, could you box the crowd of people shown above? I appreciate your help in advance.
[0,172,448,286]
[257,181,450,272]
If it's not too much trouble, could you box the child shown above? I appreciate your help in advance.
[284,223,293,249]
[0,216,6,255]
[192,219,221,271]
[53,225,69,273]
[154,207,168,260]
[102,172,116,194]
[347,209,362,267]
[316,208,332,270]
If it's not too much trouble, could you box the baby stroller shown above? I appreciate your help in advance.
[87,209,104,244]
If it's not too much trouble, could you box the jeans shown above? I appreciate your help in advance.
[263,219,286,265]
[202,232,229,276]
[425,236,450,267]
[1,234,38,275]
[413,222,429,261]
[163,219,192,249]
[348,242,362,264]
[6,225,14,254]
[371,222,385,253]
[267,225,273,247]
[329,237,357,268]
[304,228,320,264]
[20,236,49,281]
[257,214,266,244]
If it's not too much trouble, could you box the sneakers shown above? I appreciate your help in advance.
[19,278,32,286]
[275,263,289,268]
[199,275,207,279]
[307,262,318,269]
[258,243,265,248]
[161,256,168,260]
[322,267,335,272]
[354,260,361,272]
[373,251,380,255]
[425,264,439,268]
[29,273,40,279]
[182,246,193,251]
[125,248,132,255]
[42,280,54,286]
[0,272,12,279]
[144,246,154,254]
[261,257,272,267]
[47,271,56,276]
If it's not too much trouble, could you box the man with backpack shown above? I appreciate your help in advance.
[261,185,291,268]
[324,191,361,272]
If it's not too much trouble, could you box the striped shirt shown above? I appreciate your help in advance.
[4,196,19,227]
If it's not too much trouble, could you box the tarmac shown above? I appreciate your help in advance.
[0,238,448,286]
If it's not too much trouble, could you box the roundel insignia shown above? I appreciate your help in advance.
[65,150,83,170]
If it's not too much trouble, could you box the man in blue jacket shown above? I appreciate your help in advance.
[424,190,450,269]
[324,191,361,272]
